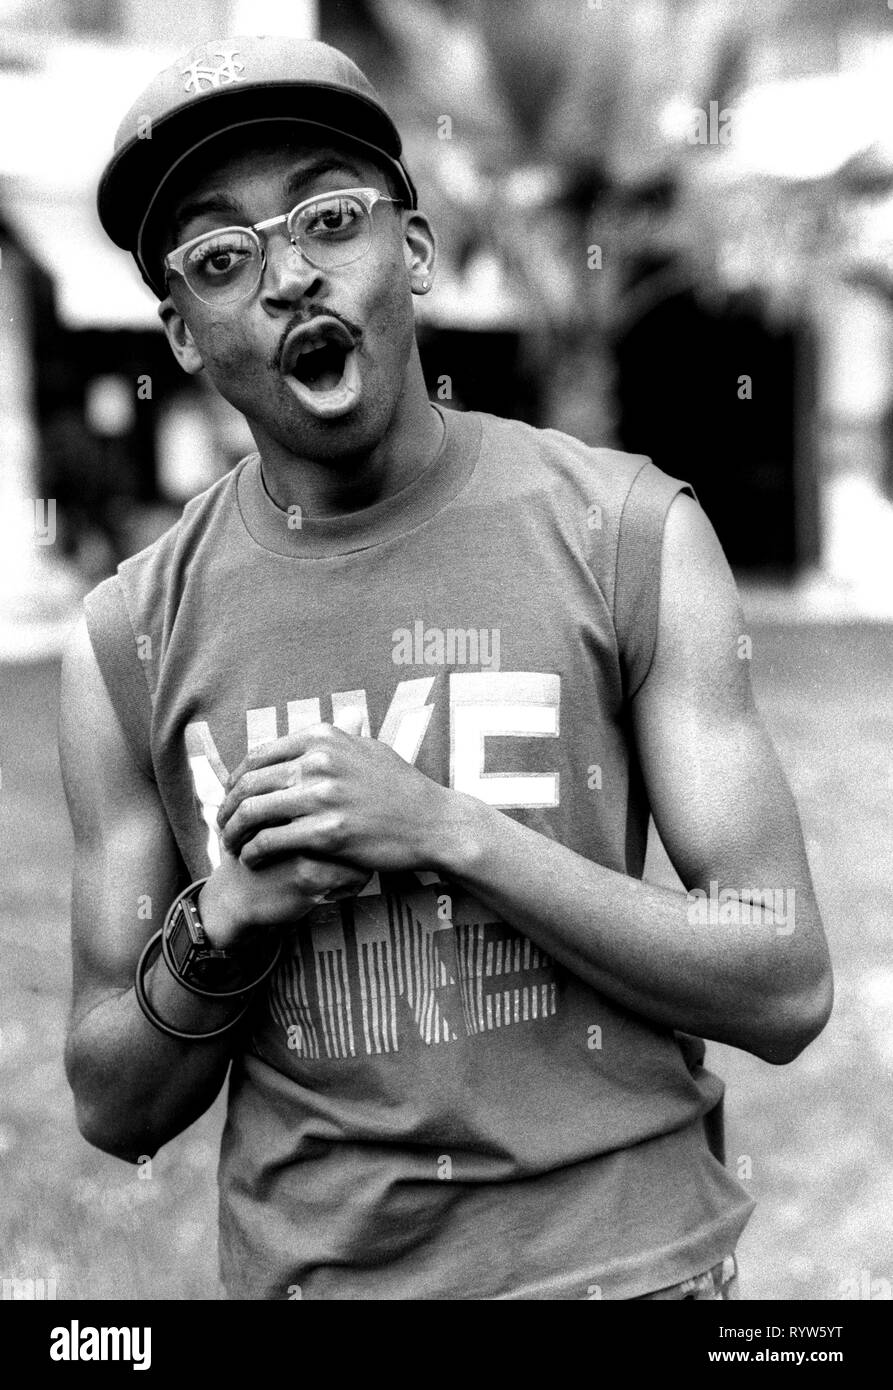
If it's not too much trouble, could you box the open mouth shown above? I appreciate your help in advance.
[293,339,348,391]
[282,318,362,420]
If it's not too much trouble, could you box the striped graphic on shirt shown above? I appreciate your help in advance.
[268,880,558,1060]
[457,923,556,1035]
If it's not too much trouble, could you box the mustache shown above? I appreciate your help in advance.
[271,304,363,372]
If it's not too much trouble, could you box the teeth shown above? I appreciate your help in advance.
[287,325,352,368]
[285,333,361,417]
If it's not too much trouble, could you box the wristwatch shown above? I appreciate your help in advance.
[162,879,279,998]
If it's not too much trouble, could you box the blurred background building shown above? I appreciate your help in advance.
[3,0,893,658]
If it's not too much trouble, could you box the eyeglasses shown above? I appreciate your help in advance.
[163,186,403,305]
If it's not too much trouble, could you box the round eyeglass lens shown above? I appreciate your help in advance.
[185,229,261,302]
[292,193,372,268]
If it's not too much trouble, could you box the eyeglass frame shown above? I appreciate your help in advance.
[163,185,404,303]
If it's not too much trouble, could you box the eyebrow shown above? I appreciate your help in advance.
[282,156,365,201]
[171,157,367,246]
[170,194,245,246]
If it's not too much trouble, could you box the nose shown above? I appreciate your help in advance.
[259,230,324,310]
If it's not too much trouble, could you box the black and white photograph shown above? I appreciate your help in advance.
[0,0,890,1336]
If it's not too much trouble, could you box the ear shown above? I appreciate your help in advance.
[158,294,205,375]
[402,210,437,296]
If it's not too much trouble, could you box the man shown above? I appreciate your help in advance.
[61,35,833,1301]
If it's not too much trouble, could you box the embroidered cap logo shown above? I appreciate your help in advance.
[181,46,245,94]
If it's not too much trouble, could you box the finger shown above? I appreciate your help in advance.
[226,723,338,791]
[324,871,373,901]
[218,760,303,828]
[220,786,320,854]
[239,812,346,867]
[318,862,373,893]
[296,858,372,899]
[221,742,342,827]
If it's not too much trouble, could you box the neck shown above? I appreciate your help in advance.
[250,358,444,518]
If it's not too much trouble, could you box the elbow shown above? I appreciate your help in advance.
[752,968,834,1066]
[66,1048,160,1165]
[73,1098,159,1165]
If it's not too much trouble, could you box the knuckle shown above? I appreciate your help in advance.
[251,829,271,857]
[313,777,337,806]
[323,810,346,842]
[293,863,317,892]
[303,860,336,893]
[307,747,333,775]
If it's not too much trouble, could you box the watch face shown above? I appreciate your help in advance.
[166,889,260,992]
[166,905,195,974]
[182,894,208,947]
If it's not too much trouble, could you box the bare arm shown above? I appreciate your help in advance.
[61,614,248,1161]
[431,495,832,1061]
[60,614,368,1161]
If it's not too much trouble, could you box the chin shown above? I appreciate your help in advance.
[276,395,393,463]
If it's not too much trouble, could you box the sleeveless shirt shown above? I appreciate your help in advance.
[83,404,755,1299]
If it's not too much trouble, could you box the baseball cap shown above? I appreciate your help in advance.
[97,34,418,297]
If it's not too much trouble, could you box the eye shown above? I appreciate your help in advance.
[302,196,363,239]
[187,231,255,279]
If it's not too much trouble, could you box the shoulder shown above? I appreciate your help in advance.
[469,410,694,543]
[120,456,249,593]
[470,411,693,597]
[473,410,652,504]
[81,457,250,701]
[85,459,248,623]
[653,491,745,672]
[627,487,750,720]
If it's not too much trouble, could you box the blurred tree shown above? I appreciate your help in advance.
[322,0,884,570]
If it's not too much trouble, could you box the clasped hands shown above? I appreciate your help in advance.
[216,714,453,887]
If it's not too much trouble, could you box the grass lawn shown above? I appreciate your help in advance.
[1,623,890,1300]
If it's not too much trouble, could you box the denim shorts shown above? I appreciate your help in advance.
[635,1254,739,1300]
